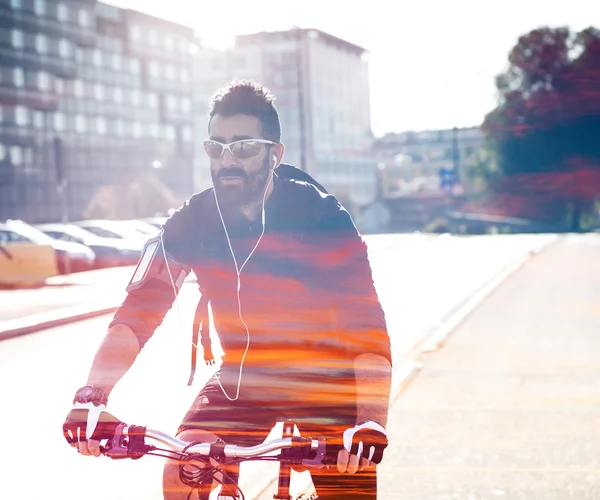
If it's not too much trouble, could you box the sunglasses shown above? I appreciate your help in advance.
[203,139,276,159]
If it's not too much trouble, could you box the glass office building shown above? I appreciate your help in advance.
[0,0,196,223]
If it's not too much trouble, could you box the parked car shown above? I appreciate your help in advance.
[0,222,58,287]
[71,219,152,244]
[1,220,95,276]
[139,216,168,229]
[113,219,160,237]
[35,223,142,268]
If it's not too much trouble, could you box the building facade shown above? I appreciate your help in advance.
[193,28,378,211]
[0,0,196,223]
[372,126,485,198]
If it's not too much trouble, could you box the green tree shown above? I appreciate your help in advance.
[482,26,600,230]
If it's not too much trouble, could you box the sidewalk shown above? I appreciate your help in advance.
[378,232,600,499]
[0,267,134,340]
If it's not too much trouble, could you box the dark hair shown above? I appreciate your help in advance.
[208,80,281,143]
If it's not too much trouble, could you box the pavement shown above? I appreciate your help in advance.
[378,232,600,500]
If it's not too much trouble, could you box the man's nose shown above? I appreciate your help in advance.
[219,148,238,167]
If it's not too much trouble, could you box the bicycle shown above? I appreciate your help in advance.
[99,418,331,500]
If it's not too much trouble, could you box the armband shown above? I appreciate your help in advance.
[126,234,190,293]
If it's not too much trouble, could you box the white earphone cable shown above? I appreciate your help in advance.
[212,171,273,401]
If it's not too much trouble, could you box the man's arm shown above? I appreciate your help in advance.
[84,323,141,399]
[76,199,196,402]
[354,353,392,428]
[315,194,392,423]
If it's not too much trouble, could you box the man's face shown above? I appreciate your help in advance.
[207,114,272,209]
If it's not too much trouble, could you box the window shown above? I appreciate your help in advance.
[113,87,123,103]
[34,0,45,16]
[10,0,22,9]
[111,54,121,71]
[11,30,23,49]
[148,30,158,46]
[180,68,190,83]
[149,123,159,138]
[57,3,68,22]
[129,58,140,74]
[165,65,175,81]
[92,49,102,67]
[15,106,29,127]
[148,61,159,77]
[10,146,23,166]
[132,121,142,138]
[115,120,125,136]
[58,39,71,58]
[94,83,104,100]
[166,94,177,111]
[38,72,50,91]
[182,126,192,142]
[165,35,173,49]
[35,34,48,54]
[178,38,188,54]
[148,93,158,108]
[165,124,176,142]
[180,97,191,114]
[73,79,84,97]
[13,68,24,88]
[54,112,66,131]
[32,111,44,129]
[75,115,86,133]
[96,117,107,135]
[78,9,91,27]
[130,89,140,106]
[130,25,140,42]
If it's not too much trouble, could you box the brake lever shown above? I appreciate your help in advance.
[301,437,328,468]
[103,422,129,459]
[103,424,153,460]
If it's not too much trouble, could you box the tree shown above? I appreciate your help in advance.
[482,26,600,230]
[85,172,180,220]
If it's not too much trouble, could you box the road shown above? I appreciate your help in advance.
[0,233,557,499]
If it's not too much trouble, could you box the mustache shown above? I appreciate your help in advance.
[218,167,247,179]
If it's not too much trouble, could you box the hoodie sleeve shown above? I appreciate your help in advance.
[108,198,196,349]
[313,194,392,364]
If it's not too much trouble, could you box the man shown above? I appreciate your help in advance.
[63,81,392,499]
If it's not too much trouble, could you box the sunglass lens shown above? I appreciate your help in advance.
[231,140,262,159]
[204,141,223,158]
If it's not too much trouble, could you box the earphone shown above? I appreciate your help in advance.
[211,169,273,401]
[161,156,275,401]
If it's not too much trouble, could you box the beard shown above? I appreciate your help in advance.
[211,156,271,215]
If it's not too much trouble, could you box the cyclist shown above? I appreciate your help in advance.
[64,80,392,499]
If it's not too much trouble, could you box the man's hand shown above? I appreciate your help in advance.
[337,421,388,474]
[63,402,122,457]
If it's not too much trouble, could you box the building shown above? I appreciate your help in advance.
[192,28,378,213]
[0,0,196,223]
[372,126,485,198]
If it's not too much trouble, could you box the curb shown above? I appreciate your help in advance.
[0,274,198,342]
[0,304,120,342]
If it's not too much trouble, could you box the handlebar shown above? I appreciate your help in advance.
[102,423,329,468]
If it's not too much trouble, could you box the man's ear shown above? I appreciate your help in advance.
[272,143,285,168]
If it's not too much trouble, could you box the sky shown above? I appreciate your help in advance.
[106,0,599,137]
